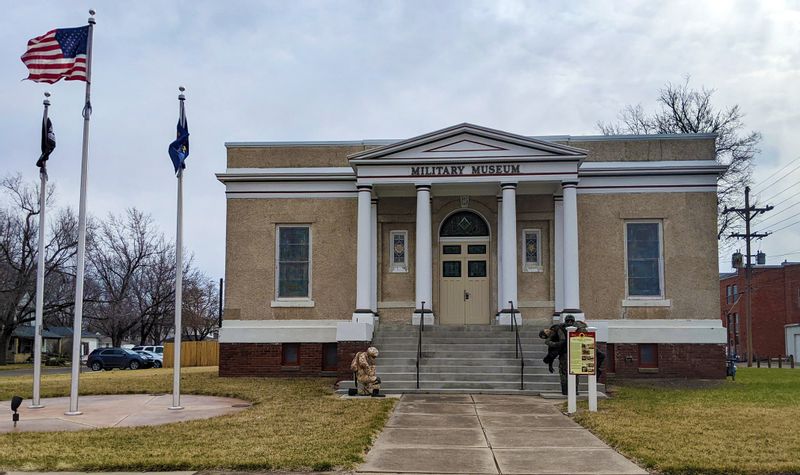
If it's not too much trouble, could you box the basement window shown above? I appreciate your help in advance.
[638,344,658,370]
[282,343,300,366]
[322,343,338,372]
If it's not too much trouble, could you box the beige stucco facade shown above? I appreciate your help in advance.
[219,124,725,348]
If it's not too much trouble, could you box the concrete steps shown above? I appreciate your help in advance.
[338,324,605,394]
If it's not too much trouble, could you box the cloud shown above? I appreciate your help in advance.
[2,0,799,279]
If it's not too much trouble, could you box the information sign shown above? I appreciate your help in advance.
[568,330,596,375]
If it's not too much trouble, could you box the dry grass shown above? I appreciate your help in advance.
[0,363,34,371]
[573,368,800,474]
[0,367,395,471]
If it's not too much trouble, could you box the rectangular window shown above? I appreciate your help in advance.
[467,245,487,254]
[725,285,731,304]
[443,261,461,277]
[732,285,738,302]
[282,343,300,366]
[638,344,658,368]
[522,229,542,272]
[468,260,487,277]
[625,221,664,297]
[442,245,461,254]
[606,344,616,374]
[389,230,408,273]
[276,226,311,299]
[322,343,338,372]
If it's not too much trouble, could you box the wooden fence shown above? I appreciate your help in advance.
[163,341,219,368]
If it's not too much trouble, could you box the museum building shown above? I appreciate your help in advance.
[216,123,728,383]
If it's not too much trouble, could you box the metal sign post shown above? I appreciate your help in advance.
[566,325,577,413]
[567,327,598,413]
[587,326,598,412]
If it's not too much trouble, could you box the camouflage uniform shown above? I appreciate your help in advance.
[351,347,381,395]
[547,318,587,395]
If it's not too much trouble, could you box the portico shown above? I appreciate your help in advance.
[348,123,587,326]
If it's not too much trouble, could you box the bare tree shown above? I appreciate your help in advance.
[182,271,219,341]
[85,208,160,347]
[597,76,761,239]
[133,242,177,345]
[0,175,78,364]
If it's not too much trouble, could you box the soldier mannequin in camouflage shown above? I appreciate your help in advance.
[351,346,381,396]
[546,314,587,395]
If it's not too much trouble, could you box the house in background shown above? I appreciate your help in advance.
[6,325,62,363]
[47,327,104,358]
[720,261,800,360]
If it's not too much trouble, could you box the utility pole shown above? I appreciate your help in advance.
[725,186,773,367]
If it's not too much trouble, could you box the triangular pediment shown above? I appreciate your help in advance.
[348,123,587,162]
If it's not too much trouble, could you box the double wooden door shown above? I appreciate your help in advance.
[439,240,491,325]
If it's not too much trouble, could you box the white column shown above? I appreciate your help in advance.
[554,195,564,317]
[414,185,433,324]
[500,183,519,322]
[496,196,503,313]
[353,185,374,320]
[562,181,582,318]
[370,198,378,314]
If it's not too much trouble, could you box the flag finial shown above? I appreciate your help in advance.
[88,9,96,24]
[44,92,50,106]
[179,86,186,101]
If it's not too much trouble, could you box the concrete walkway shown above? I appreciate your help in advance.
[358,394,645,475]
[1,394,250,433]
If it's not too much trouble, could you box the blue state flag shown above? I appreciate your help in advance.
[168,100,189,173]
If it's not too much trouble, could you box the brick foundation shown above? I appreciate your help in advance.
[219,341,370,379]
[606,343,726,379]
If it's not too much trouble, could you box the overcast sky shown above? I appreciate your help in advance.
[2,0,799,279]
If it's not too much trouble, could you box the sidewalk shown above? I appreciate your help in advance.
[357,394,646,475]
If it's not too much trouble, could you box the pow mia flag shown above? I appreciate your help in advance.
[37,116,56,171]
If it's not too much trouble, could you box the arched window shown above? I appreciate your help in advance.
[440,211,490,237]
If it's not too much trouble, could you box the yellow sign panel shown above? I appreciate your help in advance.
[568,331,596,375]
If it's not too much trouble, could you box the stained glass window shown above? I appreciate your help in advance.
[468,261,487,277]
[443,261,461,277]
[522,229,541,272]
[440,211,489,237]
[277,226,310,298]
[626,222,662,297]
[390,230,408,272]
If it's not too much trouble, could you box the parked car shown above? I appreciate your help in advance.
[136,350,163,368]
[87,348,148,371]
[131,345,164,355]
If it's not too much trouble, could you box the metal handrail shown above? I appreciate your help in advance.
[509,301,524,390]
[416,301,425,389]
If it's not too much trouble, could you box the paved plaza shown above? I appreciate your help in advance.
[1,394,250,433]
[358,394,645,475]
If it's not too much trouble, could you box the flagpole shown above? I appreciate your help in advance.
[30,92,52,410]
[169,86,186,411]
[66,9,95,417]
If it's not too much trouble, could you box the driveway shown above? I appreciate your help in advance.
[0,366,74,377]
[358,394,645,475]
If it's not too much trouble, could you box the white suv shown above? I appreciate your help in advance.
[131,345,164,355]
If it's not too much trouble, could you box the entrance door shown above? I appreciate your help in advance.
[439,241,491,325]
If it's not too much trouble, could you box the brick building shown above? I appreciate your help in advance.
[720,262,800,360]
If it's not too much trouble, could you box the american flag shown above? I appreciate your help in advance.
[21,26,89,84]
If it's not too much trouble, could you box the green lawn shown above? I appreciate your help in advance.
[573,368,800,474]
[0,367,395,471]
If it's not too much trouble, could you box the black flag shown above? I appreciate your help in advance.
[37,117,56,169]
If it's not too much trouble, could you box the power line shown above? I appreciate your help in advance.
[761,192,799,210]
[760,182,800,204]
[752,156,800,189]
[752,162,800,195]
[768,218,800,235]
[755,202,800,227]
[766,250,800,259]
[755,211,800,233]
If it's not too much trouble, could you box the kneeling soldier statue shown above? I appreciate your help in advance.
[351,346,383,397]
